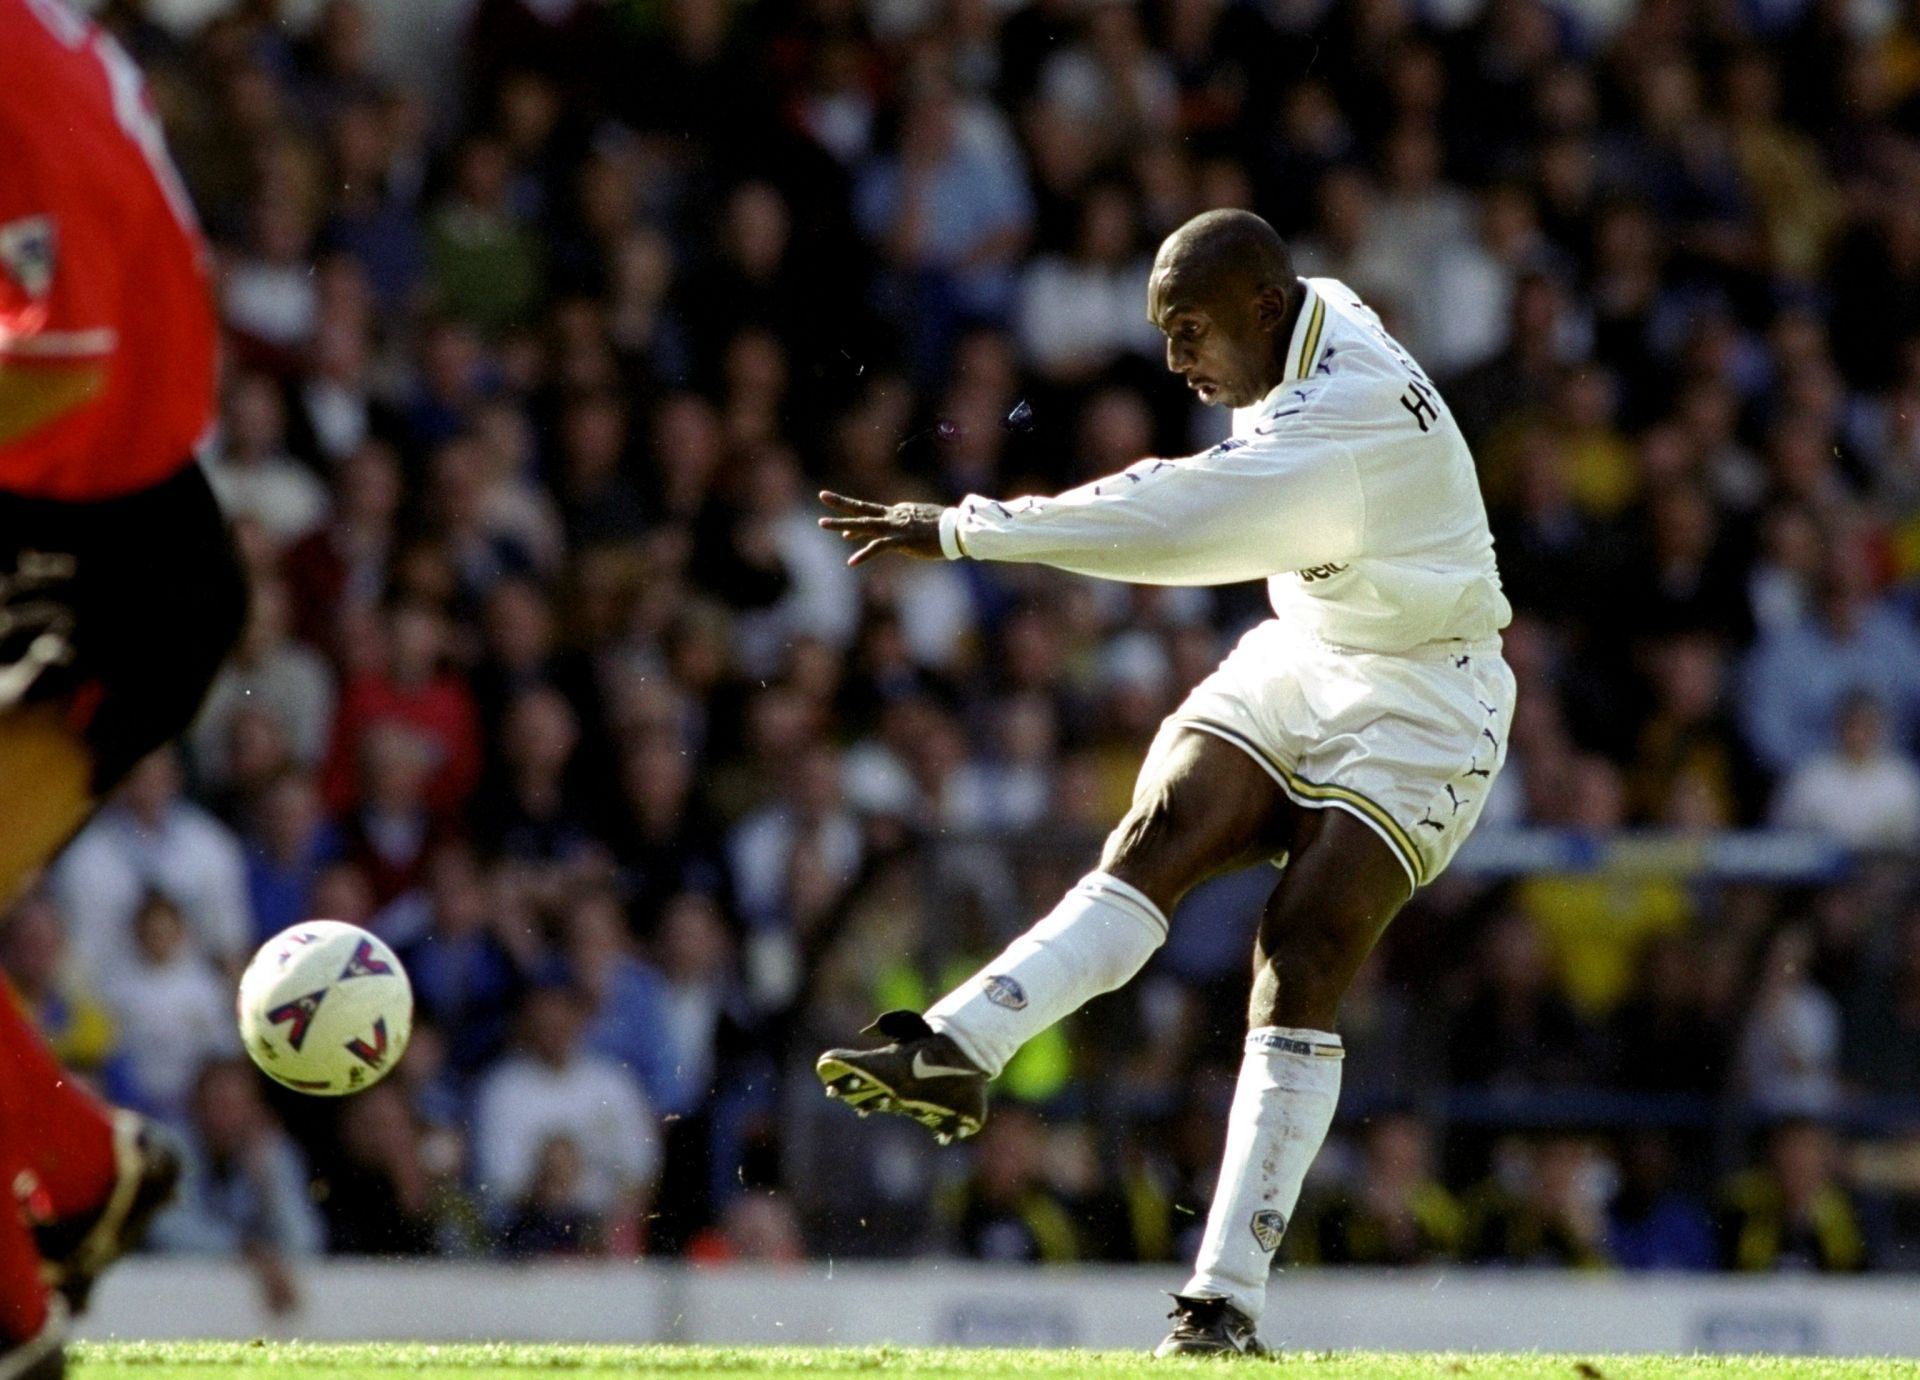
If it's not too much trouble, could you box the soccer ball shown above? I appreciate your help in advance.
[236,921,413,1096]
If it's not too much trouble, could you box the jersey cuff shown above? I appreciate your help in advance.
[938,507,967,560]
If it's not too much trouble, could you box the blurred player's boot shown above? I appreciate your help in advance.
[1153,1294,1266,1358]
[0,1170,64,1380]
[815,1011,988,1144]
[34,1111,181,1313]
[0,1294,64,1380]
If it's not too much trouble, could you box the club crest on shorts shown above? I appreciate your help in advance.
[983,974,1028,1010]
[1249,1208,1287,1253]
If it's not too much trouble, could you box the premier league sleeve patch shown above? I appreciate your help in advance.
[0,215,57,302]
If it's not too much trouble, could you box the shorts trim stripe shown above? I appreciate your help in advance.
[1175,716,1425,892]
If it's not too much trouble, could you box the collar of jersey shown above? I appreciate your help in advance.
[1273,280,1327,393]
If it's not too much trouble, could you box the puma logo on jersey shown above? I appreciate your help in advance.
[0,216,56,301]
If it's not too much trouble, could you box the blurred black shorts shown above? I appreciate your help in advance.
[0,462,247,790]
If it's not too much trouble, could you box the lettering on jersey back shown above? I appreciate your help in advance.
[1400,378,1439,433]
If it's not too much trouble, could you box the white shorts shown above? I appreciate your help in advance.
[1138,619,1516,892]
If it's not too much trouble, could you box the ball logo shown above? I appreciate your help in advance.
[1249,1208,1287,1254]
[264,988,327,1052]
[338,938,394,981]
[345,1017,390,1070]
[983,975,1027,1010]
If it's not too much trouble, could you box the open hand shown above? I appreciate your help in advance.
[818,491,946,567]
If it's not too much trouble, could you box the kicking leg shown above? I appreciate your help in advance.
[1165,807,1411,1354]
[817,729,1290,1140]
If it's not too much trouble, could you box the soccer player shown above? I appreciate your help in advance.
[815,209,1514,1357]
[0,0,246,1373]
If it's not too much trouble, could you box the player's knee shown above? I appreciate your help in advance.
[1101,793,1203,907]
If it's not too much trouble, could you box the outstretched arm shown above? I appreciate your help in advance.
[819,438,1364,586]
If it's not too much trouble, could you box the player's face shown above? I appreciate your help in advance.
[1148,269,1287,409]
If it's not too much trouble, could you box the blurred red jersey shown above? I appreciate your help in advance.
[0,0,216,501]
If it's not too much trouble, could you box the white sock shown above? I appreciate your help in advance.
[925,871,1167,1077]
[1182,1026,1344,1323]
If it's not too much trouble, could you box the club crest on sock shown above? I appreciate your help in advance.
[982,974,1028,1010]
[1249,1208,1287,1253]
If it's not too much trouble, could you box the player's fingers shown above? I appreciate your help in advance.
[847,536,903,567]
[819,490,888,515]
[818,516,887,534]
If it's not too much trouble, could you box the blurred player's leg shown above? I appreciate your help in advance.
[0,469,245,1315]
[0,986,63,1378]
[0,988,115,1223]
[1165,809,1409,1353]
[0,1213,61,1380]
[0,706,92,915]
[818,731,1289,1140]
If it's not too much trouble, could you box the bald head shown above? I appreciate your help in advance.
[1153,209,1295,294]
[1148,210,1300,409]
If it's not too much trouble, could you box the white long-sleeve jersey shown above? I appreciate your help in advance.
[936,277,1511,654]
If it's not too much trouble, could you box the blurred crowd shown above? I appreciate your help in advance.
[8,0,1920,1298]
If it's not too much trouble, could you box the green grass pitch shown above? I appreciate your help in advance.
[63,1343,1920,1379]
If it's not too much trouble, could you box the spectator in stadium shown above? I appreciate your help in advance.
[1463,1136,1612,1270]
[1517,758,1693,1018]
[1014,180,1159,384]
[243,773,336,944]
[104,893,238,1123]
[1740,547,1920,778]
[941,1104,1079,1263]
[1718,1121,1867,1272]
[395,846,524,1076]
[1738,926,1844,1118]
[191,578,338,789]
[1295,1114,1465,1267]
[1770,693,1920,850]
[497,1135,603,1259]
[1446,911,1599,1091]
[686,1191,807,1265]
[318,1084,441,1257]
[727,744,863,1006]
[336,721,452,905]
[203,371,332,547]
[470,685,599,866]
[53,748,254,985]
[0,894,118,1084]
[282,438,403,652]
[1605,1132,1717,1272]
[427,134,543,336]
[323,600,482,818]
[471,980,661,1245]
[854,71,1033,378]
[1606,933,1729,1097]
[149,1060,327,1314]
